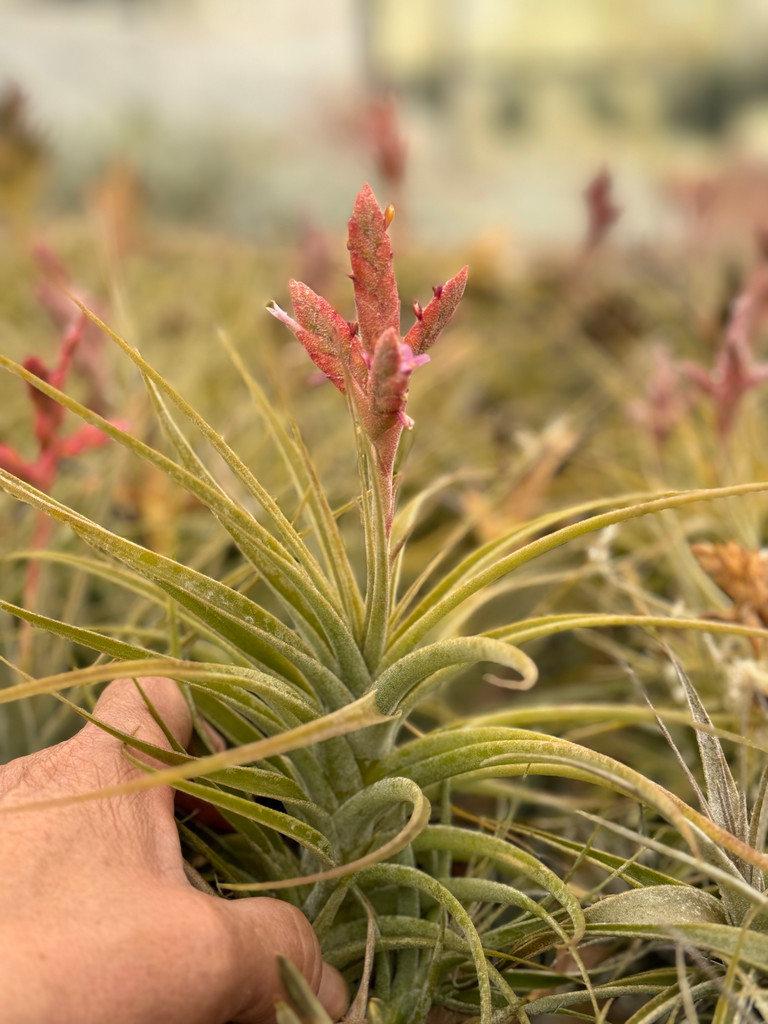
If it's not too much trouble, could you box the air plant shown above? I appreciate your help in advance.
[2,184,768,1023]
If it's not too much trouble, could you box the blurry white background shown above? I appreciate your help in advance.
[3,0,768,247]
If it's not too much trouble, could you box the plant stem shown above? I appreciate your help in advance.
[362,442,392,673]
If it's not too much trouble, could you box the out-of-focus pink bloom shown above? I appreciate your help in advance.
[366,94,407,192]
[268,183,466,529]
[628,345,691,447]
[681,294,768,439]
[0,318,116,491]
[33,242,113,413]
[583,168,621,251]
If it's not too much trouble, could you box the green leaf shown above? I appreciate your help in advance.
[219,330,364,635]
[384,480,768,666]
[622,982,718,1024]
[0,599,163,662]
[381,726,768,877]
[1,549,267,667]
[523,978,716,1021]
[672,656,746,842]
[0,352,368,679]
[223,777,431,892]
[354,862,498,1024]
[65,310,339,603]
[0,686,389,812]
[389,469,482,623]
[322,914,469,970]
[373,636,538,716]
[584,917,768,975]
[169,776,332,863]
[0,466,353,695]
[585,885,727,927]
[496,611,768,650]
[277,956,336,1024]
[389,490,664,647]
[440,875,566,938]
[52,691,312,806]
[510,824,684,889]
[414,824,585,943]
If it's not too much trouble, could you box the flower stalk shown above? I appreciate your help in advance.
[268,183,467,540]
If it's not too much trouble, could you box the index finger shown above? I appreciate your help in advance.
[81,676,194,755]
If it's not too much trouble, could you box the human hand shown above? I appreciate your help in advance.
[0,677,348,1024]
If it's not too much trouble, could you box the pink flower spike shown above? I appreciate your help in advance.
[347,183,400,354]
[404,266,468,356]
[34,242,113,415]
[268,183,468,533]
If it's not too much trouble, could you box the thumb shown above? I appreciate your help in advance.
[211,895,348,1024]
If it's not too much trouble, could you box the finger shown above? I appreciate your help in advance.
[212,896,349,1023]
[75,677,195,846]
[82,676,194,752]
[316,962,349,1022]
[175,712,234,829]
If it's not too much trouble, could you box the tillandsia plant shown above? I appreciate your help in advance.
[5,184,768,1023]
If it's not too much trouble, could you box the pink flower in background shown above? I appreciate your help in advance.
[681,293,768,439]
[583,168,621,252]
[269,183,467,529]
[0,317,115,491]
[366,94,407,193]
[33,242,113,414]
[628,344,691,448]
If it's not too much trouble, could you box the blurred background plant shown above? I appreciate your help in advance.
[3,2,768,1021]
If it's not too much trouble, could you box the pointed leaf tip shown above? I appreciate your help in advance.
[268,284,353,393]
[404,265,468,356]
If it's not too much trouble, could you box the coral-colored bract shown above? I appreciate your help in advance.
[268,183,467,528]
[0,318,113,491]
